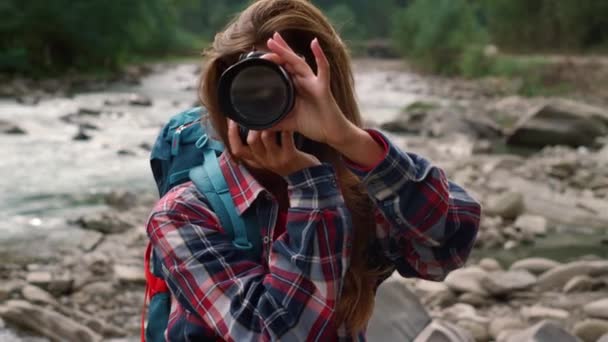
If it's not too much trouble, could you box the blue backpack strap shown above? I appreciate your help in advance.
[189,135,261,257]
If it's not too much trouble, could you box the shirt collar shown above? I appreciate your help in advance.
[218,151,267,215]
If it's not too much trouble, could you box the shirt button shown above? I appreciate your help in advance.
[263,236,270,244]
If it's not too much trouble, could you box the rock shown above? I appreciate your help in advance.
[505,320,580,342]
[457,319,489,342]
[26,271,52,288]
[514,215,548,237]
[72,281,115,305]
[506,99,608,148]
[78,107,102,116]
[366,277,432,341]
[444,267,489,295]
[0,300,101,342]
[73,126,92,141]
[416,279,456,306]
[584,298,608,319]
[573,319,608,342]
[504,240,518,250]
[79,230,105,252]
[116,149,136,156]
[0,119,26,134]
[21,285,58,307]
[521,306,570,321]
[139,142,152,151]
[489,317,526,340]
[458,293,490,307]
[510,258,561,275]
[537,261,602,291]
[128,93,152,106]
[443,304,489,325]
[563,275,598,293]
[599,333,608,342]
[479,258,502,272]
[485,191,525,220]
[0,280,25,301]
[26,270,73,296]
[481,270,537,296]
[75,212,133,234]
[413,319,475,342]
[104,190,137,211]
[113,264,145,285]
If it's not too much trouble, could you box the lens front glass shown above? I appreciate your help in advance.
[230,65,288,126]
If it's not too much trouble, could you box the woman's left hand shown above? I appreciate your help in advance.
[262,32,354,147]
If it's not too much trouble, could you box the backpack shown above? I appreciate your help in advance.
[142,107,262,342]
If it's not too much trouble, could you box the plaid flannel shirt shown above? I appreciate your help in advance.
[146,129,481,341]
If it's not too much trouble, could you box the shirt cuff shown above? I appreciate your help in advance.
[284,163,344,209]
[342,129,390,172]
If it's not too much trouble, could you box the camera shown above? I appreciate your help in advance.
[218,51,296,145]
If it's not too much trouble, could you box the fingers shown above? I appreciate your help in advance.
[282,131,296,154]
[247,130,265,157]
[260,52,284,65]
[267,33,312,78]
[261,131,282,155]
[311,38,330,84]
[227,120,254,160]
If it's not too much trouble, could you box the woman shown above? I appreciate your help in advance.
[146,0,481,340]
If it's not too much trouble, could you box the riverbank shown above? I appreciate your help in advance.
[1,58,608,341]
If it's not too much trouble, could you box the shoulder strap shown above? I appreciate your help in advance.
[189,134,261,258]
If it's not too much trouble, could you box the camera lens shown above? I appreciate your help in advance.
[218,56,294,130]
[230,65,288,126]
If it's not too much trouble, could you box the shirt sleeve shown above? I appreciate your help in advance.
[345,129,481,281]
[146,165,352,342]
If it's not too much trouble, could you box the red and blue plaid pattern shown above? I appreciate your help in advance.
[146,129,481,341]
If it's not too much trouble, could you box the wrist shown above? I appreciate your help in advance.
[327,120,363,152]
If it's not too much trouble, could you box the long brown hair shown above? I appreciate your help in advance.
[199,0,387,334]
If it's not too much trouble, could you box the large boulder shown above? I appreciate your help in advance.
[506,99,608,148]
[0,300,101,342]
[367,277,432,341]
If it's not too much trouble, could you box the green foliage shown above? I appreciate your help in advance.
[0,0,188,75]
[480,0,608,51]
[391,0,488,75]
[2,0,607,77]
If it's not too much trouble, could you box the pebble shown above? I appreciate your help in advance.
[584,298,608,320]
[521,305,570,321]
[489,317,526,340]
[563,275,597,293]
[444,267,489,295]
[481,270,537,296]
[573,319,608,342]
[479,258,503,272]
[485,191,525,220]
[514,214,548,236]
[510,257,561,275]
[537,261,597,291]
[21,285,58,307]
[113,264,145,285]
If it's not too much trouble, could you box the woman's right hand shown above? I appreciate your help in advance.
[227,119,321,177]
